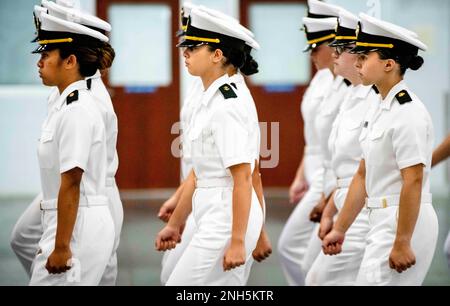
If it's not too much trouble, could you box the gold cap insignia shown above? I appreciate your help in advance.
[355,24,360,38]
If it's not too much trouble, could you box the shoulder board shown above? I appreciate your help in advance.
[395,90,412,105]
[219,84,237,99]
[230,82,237,89]
[66,90,79,105]
[343,79,352,86]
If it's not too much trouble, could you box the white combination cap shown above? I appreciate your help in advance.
[302,16,337,51]
[177,7,249,50]
[352,13,427,53]
[328,9,358,46]
[33,13,108,53]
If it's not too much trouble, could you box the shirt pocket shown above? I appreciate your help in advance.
[344,119,362,131]
[369,128,385,141]
[38,130,55,169]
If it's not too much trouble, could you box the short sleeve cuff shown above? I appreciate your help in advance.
[60,161,87,174]
[397,157,427,170]
[223,156,253,170]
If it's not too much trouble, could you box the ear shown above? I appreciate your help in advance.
[211,48,224,64]
[64,54,78,70]
[384,58,396,72]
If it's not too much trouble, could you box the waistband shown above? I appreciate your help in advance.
[106,177,115,187]
[196,177,233,188]
[365,193,432,209]
[40,195,109,210]
[304,145,321,155]
[336,177,352,188]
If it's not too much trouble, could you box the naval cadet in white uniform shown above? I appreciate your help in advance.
[322,13,438,286]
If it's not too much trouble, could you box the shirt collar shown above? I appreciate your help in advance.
[201,73,230,107]
[56,79,88,110]
[381,80,408,110]
[354,84,373,99]
[229,71,244,85]
[87,70,101,80]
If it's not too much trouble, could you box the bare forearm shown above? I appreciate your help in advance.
[231,180,252,243]
[432,135,450,167]
[396,178,422,244]
[294,157,305,181]
[334,173,366,233]
[322,193,338,220]
[168,171,195,228]
[252,162,265,219]
[55,181,80,250]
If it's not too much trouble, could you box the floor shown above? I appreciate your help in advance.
[0,193,449,286]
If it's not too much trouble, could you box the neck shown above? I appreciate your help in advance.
[57,74,84,94]
[201,68,226,91]
[376,73,403,100]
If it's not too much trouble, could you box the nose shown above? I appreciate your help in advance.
[355,58,362,69]
[37,59,42,68]
[183,48,189,58]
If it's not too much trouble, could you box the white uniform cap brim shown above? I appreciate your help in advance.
[308,0,341,17]
[302,17,337,33]
[359,13,426,51]
[40,13,109,42]
[42,0,111,32]
[338,9,358,29]
[182,2,198,18]
[190,8,250,46]
[34,5,48,20]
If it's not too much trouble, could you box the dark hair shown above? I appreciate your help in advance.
[58,41,115,77]
[376,49,424,75]
[207,44,259,76]
[240,52,259,76]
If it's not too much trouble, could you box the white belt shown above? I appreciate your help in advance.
[365,193,432,209]
[196,177,233,188]
[304,146,321,155]
[337,177,352,188]
[40,195,109,210]
[106,177,115,187]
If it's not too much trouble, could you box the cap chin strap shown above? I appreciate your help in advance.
[38,37,73,44]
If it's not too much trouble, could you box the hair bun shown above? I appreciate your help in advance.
[408,55,424,71]
[240,54,259,76]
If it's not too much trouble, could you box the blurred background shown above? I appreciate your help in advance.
[0,0,448,285]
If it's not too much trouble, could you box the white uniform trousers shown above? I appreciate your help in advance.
[166,187,263,286]
[160,213,196,285]
[306,187,370,286]
[10,193,43,275]
[11,182,123,285]
[100,179,123,286]
[277,160,324,286]
[355,203,438,285]
[29,206,114,286]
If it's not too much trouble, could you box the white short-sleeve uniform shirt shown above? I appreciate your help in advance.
[87,71,119,180]
[329,85,380,185]
[315,76,350,196]
[359,80,434,198]
[229,72,260,163]
[186,74,254,180]
[180,77,203,180]
[38,80,108,202]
